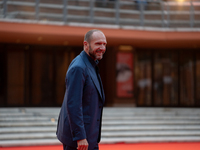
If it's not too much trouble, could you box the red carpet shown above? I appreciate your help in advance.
[1,142,200,150]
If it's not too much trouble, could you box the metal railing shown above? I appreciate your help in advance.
[0,0,200,28]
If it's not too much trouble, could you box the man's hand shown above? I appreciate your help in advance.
[77,139,88,150]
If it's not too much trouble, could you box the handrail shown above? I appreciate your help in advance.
[0,0,199,29]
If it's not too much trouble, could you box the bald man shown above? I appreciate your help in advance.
[57,29,107,150]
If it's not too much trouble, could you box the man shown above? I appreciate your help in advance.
[56,29,107,150]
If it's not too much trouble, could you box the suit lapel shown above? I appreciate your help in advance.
[80,51,105,102]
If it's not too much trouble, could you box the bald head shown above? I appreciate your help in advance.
[84,29,103,43]
[83,29,107,61]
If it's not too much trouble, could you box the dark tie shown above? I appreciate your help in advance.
[96,65,99,74]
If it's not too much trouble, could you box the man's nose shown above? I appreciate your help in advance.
[100,44,106,49]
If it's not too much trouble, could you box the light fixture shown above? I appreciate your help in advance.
[37,36,43,41]
[176,0,185,3]
[119,45,133,51]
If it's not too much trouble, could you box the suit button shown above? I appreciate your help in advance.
[97,119,100,121]
[99,106,102,108]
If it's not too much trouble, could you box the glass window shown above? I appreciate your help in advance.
[154,52,178,106]
[135,52,152,106]
[180,52,194,106]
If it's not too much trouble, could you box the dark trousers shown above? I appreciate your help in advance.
[63,144,76,150]
[63,144,99,150]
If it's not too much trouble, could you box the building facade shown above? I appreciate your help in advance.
[0,0,200,107]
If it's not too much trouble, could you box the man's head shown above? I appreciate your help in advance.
[84,29,107,61]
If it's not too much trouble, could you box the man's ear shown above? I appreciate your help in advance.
[83,41,89,50]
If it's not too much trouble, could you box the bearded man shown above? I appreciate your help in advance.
[56,29,107,150]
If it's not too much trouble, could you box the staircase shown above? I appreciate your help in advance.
[0,107,200,147]
[0,108,60,147]
[101,108,200,143]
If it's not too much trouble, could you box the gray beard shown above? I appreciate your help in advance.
[89,50,96,60]
[89,45,96,60]
[88,45,103,60]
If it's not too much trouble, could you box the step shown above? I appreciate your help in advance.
[1,120,199,128]
[102,120,200,125]
[101,130,200,137]
[102,108,200,115]
[0,139,60,147]
[0,121,57,127]
[100,136,200,143]
[1,115,199,122]
[102,116,200,120]
[0,126,56,134]
[102,125,200,131]
[1,130,200,141]
[0,116,52,122]
[1,125,200,134]
[0,125,200,134]
[0,133,56,140]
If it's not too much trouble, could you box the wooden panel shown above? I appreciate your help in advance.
[7,47,25,105]
[30,47,54,106]
[196,52,200,106]
[55,49,70,105]
[101,46,116,106]
[180,52,195,106]
[0,45,6,106]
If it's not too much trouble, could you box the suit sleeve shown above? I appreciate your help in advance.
[65,66,86,141]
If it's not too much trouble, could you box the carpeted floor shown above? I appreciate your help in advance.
[1,142,200,150]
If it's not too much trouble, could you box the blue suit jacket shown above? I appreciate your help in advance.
[56,50,105,149]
